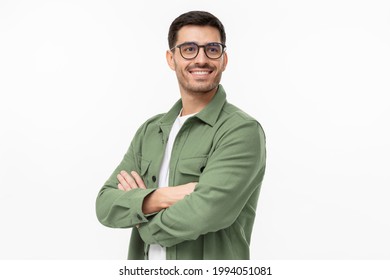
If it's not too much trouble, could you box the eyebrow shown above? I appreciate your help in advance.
[179,41,221,45]
[179,41,198,45]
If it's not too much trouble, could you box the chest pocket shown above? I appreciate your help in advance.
[177,156,208,183]
[139,157,152,188]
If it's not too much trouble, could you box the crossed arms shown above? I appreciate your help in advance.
[116,170,196,215]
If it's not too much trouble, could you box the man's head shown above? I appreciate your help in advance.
[166,11,228,97]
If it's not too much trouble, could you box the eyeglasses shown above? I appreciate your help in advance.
[171,42,226,60]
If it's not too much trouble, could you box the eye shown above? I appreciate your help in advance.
[206,44,221,54]
[181,43,197,53]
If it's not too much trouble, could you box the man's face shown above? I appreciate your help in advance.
[166,25,228,96]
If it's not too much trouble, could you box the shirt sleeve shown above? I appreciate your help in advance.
[138,119,266,247]
[95,127,156,229]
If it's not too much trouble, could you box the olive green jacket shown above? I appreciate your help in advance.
[96,85,266,259]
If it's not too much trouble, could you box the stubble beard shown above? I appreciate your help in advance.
[177,68,222,97]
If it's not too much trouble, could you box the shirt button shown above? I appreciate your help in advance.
[136,214,142,220]
[152,176,157,182]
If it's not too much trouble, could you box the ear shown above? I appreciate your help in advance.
[166,50,176,70]
[221,52,228,72]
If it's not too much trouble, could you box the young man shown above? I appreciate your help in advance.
[96,11,266,260]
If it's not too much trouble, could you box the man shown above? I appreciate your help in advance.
[96,10,266,260]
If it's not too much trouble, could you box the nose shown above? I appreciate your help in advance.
[194,46,208,63]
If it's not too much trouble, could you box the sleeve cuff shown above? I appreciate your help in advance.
[138,222,158,244]
[115,188,156,226]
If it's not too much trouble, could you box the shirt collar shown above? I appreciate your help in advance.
[195,85,227,126]
[159,84,227,128]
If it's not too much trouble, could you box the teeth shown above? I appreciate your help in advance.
[192,71,209,74]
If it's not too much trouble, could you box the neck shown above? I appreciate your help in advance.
[180,87,218,116]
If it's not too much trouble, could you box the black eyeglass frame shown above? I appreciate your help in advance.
[170,42,227,60]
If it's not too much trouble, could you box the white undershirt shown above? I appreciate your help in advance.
[148,111,196,260]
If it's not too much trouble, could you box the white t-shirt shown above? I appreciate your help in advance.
[148,111,196,260]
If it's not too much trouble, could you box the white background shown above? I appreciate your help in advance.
[0,0,389,260]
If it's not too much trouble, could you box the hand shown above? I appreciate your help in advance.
[157,182,197,207]
[117,170,146,191]
[142,182,197,214]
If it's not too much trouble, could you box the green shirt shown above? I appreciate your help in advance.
[96,85,266,260]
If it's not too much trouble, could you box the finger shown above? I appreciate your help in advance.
[131,171,147,189]
[117,174,131,191]
[120,170,138,189]
[118,183,125,191]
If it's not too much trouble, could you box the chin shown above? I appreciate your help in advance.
[184,82,219,96]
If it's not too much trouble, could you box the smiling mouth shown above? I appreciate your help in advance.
[189,70,213,75]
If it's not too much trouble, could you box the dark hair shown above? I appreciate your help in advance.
[168,11,226,49]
